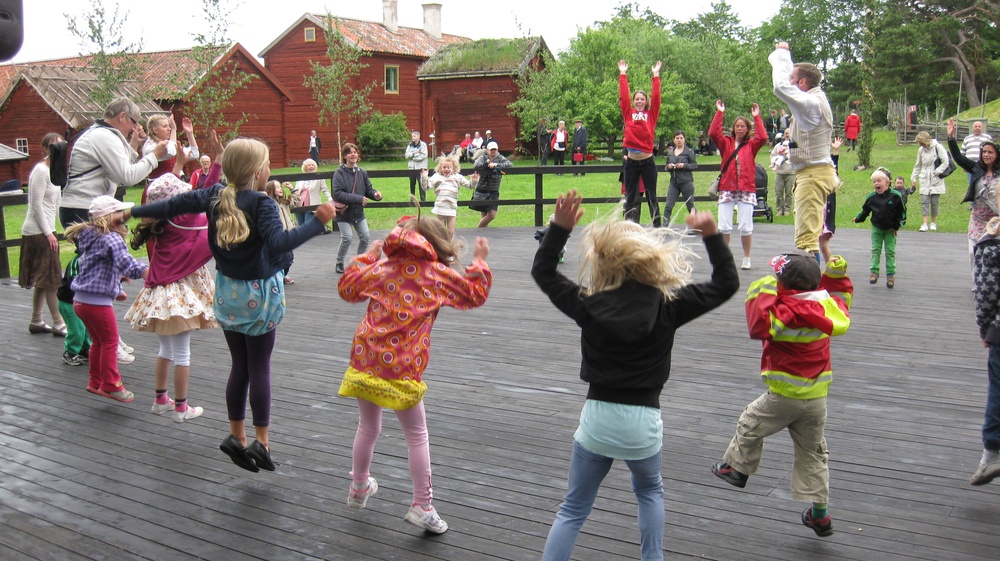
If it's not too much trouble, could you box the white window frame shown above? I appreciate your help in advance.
[384,65,399,95]
[15,138,28,155]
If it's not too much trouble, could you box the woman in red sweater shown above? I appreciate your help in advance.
[709,100,768,270]
[619,60,663,227]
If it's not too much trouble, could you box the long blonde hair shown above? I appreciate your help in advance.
[397,196,462,265]
[213,138,268,249]
[64,214,127,243]
[577,212,694,300]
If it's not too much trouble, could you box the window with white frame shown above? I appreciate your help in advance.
[385,66,399,94]
[15,138,28,155]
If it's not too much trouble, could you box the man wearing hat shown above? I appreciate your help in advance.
[572,118,588,176]
[472,142,513,228]
[484,130,496,151]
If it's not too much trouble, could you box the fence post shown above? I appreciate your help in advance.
[0,206,9,278]
[535,170,544,227]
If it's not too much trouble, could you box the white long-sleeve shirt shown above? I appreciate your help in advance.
[21,161,60,236]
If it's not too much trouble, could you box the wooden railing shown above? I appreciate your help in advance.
[0,164,722,278]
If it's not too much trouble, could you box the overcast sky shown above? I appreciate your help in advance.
[10,0,784,63]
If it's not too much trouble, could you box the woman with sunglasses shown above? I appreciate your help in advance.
[948,118,1000,284]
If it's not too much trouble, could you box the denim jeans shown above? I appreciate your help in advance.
[542,441,664,561]
[985,345,1000,450]
[336,219,371,266]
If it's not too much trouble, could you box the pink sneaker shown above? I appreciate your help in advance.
[151,397,175,415]
[404,504,448,534]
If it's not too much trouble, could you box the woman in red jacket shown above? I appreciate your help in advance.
[709,100,768,270]
[844,110,861,151]
[619,59,663,227]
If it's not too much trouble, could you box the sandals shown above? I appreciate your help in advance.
[869,273,878,285]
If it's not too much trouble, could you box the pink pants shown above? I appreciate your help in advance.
[351,398,433,506]
[73,302,125,393]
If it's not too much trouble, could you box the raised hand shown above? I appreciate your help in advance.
[553,189,585,230]
[751,103,760,117]
[947,118,956,139]
[685,210,719,238]
[651,60,661,76]
[618,60,628,74]
[775,41,790,51]
[716,99,725,112]
[181,117,194,135]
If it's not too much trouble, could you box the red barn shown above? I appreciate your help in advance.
[417,37,551,155]
[0,43,292,180]
[259,1,468,163]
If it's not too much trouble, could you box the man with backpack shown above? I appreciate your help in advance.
[58,97,168,227]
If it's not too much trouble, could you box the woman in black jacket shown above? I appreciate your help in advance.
[947,118,999,283]
[663,130,699,225]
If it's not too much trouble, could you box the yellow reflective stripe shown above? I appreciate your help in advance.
[769,315,830,342]
[746,276,777,302]
[821,298,851,335]
[763,371,832,399]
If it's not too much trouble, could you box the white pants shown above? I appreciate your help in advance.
[718,200,754,236]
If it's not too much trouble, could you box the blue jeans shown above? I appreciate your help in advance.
[985,345,1000,450]
[542,441,664,561]
[294,211,314,227]
[336,219,371,266]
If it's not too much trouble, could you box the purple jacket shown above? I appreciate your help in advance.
[71,227,147,306]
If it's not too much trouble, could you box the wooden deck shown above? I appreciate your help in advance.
[1,221,999,561]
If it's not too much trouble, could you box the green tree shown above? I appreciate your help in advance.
[856,0,878,169]
[356,111,409,160]
[182,0,257,141]
[304,15,376,161]
[65,0,143,108]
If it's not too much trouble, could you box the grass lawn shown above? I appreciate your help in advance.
[1,130,972,277]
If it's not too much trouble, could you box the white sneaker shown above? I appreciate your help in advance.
[173,404,204,423]
[347,477,378,508]
[930,222,937,231]
[918,223,928,232]
[971,458,1000,485]
[151,398,175,415]
[404,504,448,534]
[118,337,134,354]
[741,257,752,270]
[117,347,135,364]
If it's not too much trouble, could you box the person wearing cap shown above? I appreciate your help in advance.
[713,250,852,539]
[472,142,512,227]
[484,130,496,150]
[571,118,588,176]
[63,195,150,403]
[853,167,905,287]
[59,97,169,228]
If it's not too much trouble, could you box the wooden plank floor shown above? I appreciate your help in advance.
[1,220,999,560]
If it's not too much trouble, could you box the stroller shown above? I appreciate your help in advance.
[752,163,774,223]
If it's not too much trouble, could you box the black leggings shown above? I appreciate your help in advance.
[224,329,276,427]
[623,157,661,226]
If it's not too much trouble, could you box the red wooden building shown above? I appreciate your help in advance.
[0,43,293,184]
[417,37,550,155]
[259,1,468,163]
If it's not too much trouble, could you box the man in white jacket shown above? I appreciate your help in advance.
[59,97,168,227]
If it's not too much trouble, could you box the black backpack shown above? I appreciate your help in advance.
[49,120,115,189]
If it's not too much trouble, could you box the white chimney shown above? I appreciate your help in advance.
[422,3,442,40]
[383,0,398,33]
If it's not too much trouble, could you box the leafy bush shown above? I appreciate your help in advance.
[357,111,409,160]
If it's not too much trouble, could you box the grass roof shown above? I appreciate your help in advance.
[418,37,539,76]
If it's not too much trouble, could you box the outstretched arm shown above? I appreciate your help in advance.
[552,189,585,231]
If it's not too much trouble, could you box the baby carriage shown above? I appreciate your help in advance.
[753,163,773,223]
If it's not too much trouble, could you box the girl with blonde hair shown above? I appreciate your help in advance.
[338,201,491,534]
[420,151,479,235]
[291,158,331,226]
[141,114,200,186]
[532,190,739,561]
[65,196,149,403]
[122,136,337,472]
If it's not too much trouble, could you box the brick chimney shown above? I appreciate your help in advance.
[422,3,442,40]
[383,0,398,33]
